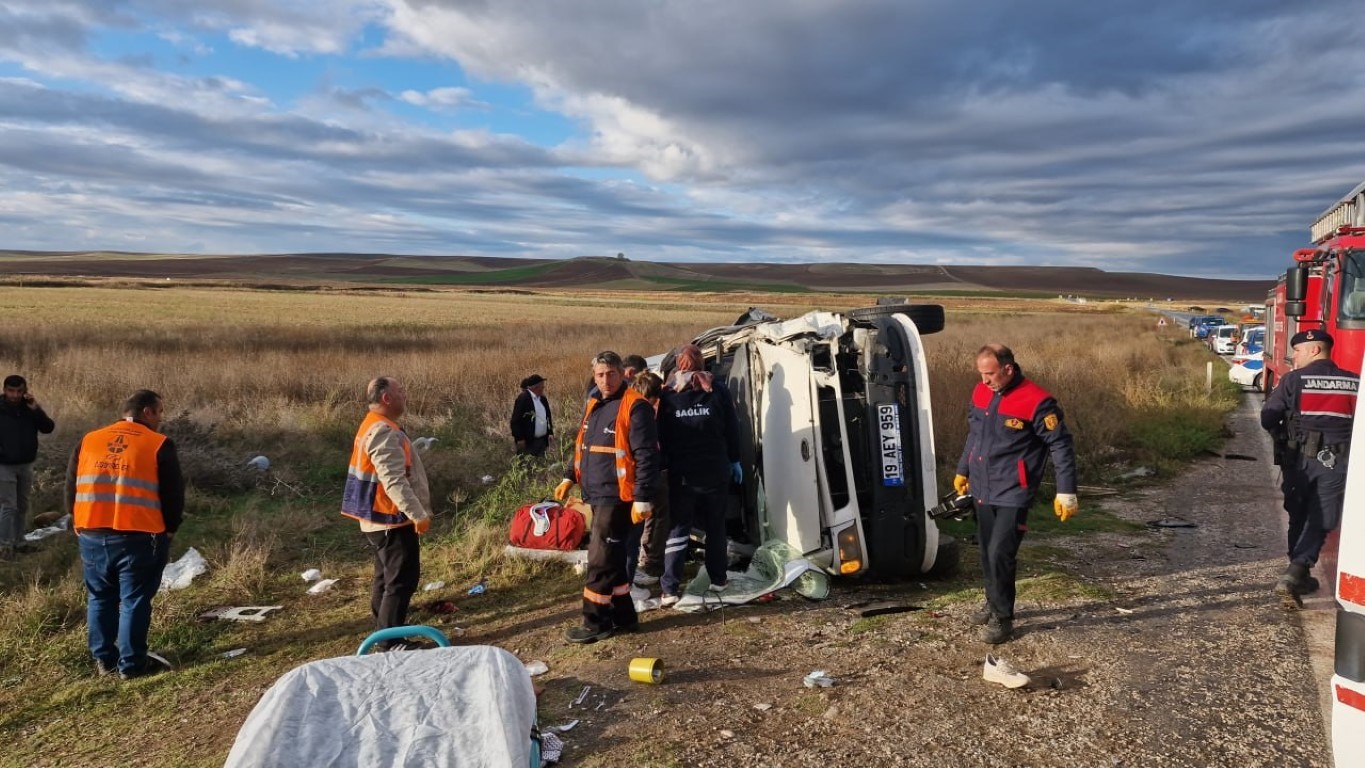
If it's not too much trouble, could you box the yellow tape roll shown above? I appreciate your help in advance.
[628,657,664,684]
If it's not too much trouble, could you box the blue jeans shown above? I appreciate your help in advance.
[79,531,170,673]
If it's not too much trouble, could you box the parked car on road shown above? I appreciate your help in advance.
[1190,315,1224,338]
[659,305,956,581]
[1235,326,1265,358]
[1228,357,1264,390]
[1210,325,1240,355]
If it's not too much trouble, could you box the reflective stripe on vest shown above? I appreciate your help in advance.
[340,411,413,528]
[572,388,644,502]
[74,421,166,534]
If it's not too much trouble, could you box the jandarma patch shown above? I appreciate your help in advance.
[1004,418,1025,429]
[1044,414,1059,431]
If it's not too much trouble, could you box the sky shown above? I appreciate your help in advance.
[3,1,1365,278]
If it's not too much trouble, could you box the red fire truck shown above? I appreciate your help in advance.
[1264,181,1365,392]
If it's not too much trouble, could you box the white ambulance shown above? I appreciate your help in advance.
[1334,355,1365,762]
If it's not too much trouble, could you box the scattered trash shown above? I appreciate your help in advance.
[1115,607,1135,615]
[754,592,777,603]
[571,685,591,708]
[160,547,208,592]
[983,655,1031,689]
[1118,466,1155,480]
[1146,518,1199,529]
[306,578,338,595]
[221,648,248,660]
[412,437,439,452]
[301,569,322,582]
[1200,449,1257,461]
[467,578,488,596]
[572,563,587,576]
[200,606,284,623]
[753,702,772,711]
[846,600,923,618]
[23,513,71,541]
[540,731,564,763]
[449,627,467,638]
[246,455,270,471]
[628,657,664,684]
[720,730,735,739]
[554,720,580,733]
[803,670,835,688]
[480,475,495,485]
[747,616,762,624]
[423,600,458,615]
[423,581,446,591]
[524,660,549,676]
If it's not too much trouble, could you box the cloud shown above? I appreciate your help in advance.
[398,86,480,111]
[2,0,1365,276]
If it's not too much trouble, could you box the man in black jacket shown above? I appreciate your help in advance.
[955,345,1077,644]
[510,374,553,458]
[1,375,55,557]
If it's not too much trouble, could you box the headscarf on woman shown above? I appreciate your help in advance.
[667,344,713,393]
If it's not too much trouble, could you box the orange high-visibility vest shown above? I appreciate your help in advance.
[573,388,644,502]
[340,411,413,528]
[73,420,167,533]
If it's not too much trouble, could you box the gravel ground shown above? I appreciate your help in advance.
[509,391,1333,767]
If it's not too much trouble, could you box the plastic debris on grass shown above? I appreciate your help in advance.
[160,547,208,591]
[307,578,338,595]
[301,568,322,582]
[803,670,835,688]
[674,540,829,612]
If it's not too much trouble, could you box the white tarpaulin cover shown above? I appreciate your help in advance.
[224,645,535,768]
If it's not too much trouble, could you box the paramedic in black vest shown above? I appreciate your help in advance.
[556,351,659,643]
[510,374,552,458]
[955,344,1078,644]
[1261,328,1359,597]
[657,344,742,606]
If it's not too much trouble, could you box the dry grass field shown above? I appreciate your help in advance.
[0,284,1238,767]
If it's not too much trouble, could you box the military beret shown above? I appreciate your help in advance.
[1290,328,1333,347]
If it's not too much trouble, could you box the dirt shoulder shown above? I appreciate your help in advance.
[506,391,1330,767]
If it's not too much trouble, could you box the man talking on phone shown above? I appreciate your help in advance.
[1,374,55,558]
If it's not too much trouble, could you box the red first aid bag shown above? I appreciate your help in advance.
[508,501,587,551]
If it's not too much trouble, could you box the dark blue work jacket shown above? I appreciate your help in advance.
[659,382,741,492]
[956,373,1077,508]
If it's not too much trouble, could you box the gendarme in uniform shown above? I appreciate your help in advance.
[1261,328,1359,596]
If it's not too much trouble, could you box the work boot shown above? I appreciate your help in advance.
[564,624,614,644]
[969,603,993,625]
[1275,564,1315,597]
[980,615,1014,645]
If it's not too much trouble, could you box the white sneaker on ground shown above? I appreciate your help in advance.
[633,572,660,587]
[982,654,1031,689]
[660,593,681,608]
[707,581,729,594]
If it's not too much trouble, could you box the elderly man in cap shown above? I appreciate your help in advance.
[1262,328,1359,597]
[510,374,553,458]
